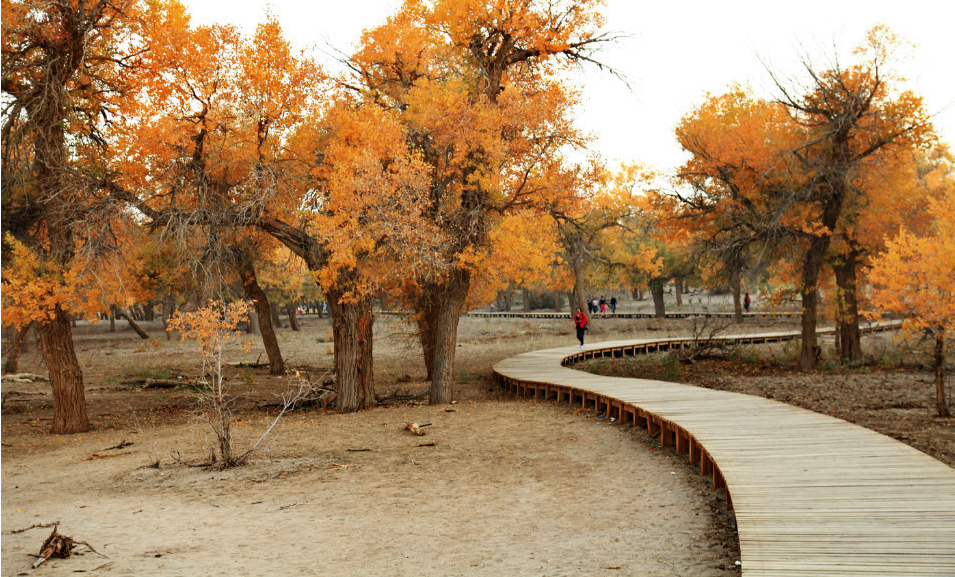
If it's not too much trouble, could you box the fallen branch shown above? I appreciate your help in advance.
[74,562,113,572]
[377,390,428,404]
[278,502,310,510]
[7,521,59,535]
[102,439,134,451]
[84,451,132,461]
[31,525,107,569]
[143,379,182,389]
[1,373,48,383]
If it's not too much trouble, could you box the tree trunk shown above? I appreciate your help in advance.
[572,259,588,312]
[934,330,950,418]
[3,323,32,374]
[675,278,684,307]
[799,235,832,370]
[37,306,89,434]
[833,251,863,363]
[522,288,531,312]
[109,306,116,333]
[327,288,376,412]
[115,307,149,339]
[416,291,437,382]
[730,267,743,323]
[503,287,513,311]
[554,291,562,312]
[270,302,284,328]
[162,295,176,340]
[421,269,470,405]
[144,300,156,322]
[237,251,285,376]
[650,280,666,319]
[285,303,300,331]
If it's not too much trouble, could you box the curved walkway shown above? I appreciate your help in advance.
[493,328,955,576]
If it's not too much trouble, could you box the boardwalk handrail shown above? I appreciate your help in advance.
[493,324,955,576]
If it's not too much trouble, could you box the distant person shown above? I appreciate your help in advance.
[574,306,588,348]
[744,292,751,312]
[490,303,495,312]
[599,295,606,313]
[610,295,617,314]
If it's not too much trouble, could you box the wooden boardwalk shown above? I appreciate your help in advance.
[467,310,801,320]
[493,328,955,576]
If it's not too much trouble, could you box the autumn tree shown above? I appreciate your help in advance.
[867,186,955,417]
[2,0,146,433]
[674,28,933,368]
[351,0,614,403]
[674,86,803,322]
[769,27,933,368]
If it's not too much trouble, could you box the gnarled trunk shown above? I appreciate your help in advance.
[572,258,588,312]
[650,279,666,319]
[522,288,531,312]
[285,303,300,331]
[38,306,89,434]
[833,251,862,363]
[269,302,283,328]
[3,323,32,374]
[554,290,562,312]
[161,294,176,340]
[800,233,833,370]
[421,269,470,405]
[675,278,684,307]
[416,292,437,381]
[730,268,743,323]
[934,330,950,418]
[237,251,285,376]
[327,288,376,412]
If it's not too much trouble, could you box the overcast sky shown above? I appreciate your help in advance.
[184,0,955,172]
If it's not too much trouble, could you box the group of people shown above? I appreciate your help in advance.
[586,295,617,315]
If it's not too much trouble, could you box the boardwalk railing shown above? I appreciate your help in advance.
[493,324,955,576]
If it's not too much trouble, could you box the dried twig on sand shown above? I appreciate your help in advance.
[7,521,59,535]
[31,525,107,569]
[377,389,428,404]
[102,439,134,451]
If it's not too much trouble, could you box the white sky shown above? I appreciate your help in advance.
[185,0,955,172]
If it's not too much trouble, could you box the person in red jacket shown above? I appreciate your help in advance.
[574,306,588,348]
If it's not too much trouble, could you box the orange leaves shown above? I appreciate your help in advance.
[167,300,253,356]
[868,187,955,336]
[0,234,131,328]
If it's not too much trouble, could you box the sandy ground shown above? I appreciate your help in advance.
[2,402,738,576]
[2,307,742,576]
